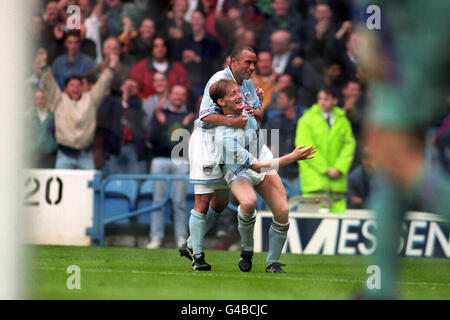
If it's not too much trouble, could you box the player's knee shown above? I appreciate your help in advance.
[211,189,230,212]
[211,198,229,213]
[274,203,289,224]
[240,195,257,214]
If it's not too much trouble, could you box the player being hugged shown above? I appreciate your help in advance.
[211,78,316,273]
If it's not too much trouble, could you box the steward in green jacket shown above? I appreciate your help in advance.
[295,88,356,212]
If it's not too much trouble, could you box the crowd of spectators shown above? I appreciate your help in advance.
[26,0,449,243]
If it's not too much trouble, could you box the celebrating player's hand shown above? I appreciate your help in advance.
[290,145,316,161]
[256,87,264,102]
[244,105,255,117]
[229,115,248,129]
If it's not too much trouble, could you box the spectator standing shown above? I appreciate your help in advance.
[51,31,95,90]
[34,48,117,170]
[258,0,304,52]
[42,1,59,31]
[126,18,157,61]
[286,55,323,109]
[269,30,299,75]
[30,14,59,67]
[215,0,265,51]
[261,72,298,123]
[77,20,99,61]
[251,51,278,109]
[141,72,171,130]
[335,31,359,84]
[27,89,58,169]
[162,0,192,60]
[39,1,61,65]
[177,10,222,110]
[120,0,163,30]
[99,79,147,176]
[128,37,191,100]
[185,0,200,23]
[197,0,221,43]
[339,79,365,141]
[263,85,304,187]
[347,148,374,209]
[295,87,356,212]
[233,28,257,49]
[301,2,338,72]
[79,0,104,64]
[103,0,125,37]
[293,59,343,112]
[223,0,265,34]
[87,37,133,95]
[321,59,343,91]
[147,84,195,249]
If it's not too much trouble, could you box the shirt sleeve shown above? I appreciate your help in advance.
[41,67,62,111]
[198,78,219,120]
[89,67,114,109]
[198,72,227,120]
[244,80,262,110]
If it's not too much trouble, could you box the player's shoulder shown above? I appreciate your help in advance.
[242,78,255,87]
[207,69,229,86]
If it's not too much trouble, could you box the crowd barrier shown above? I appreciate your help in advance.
[87,173,194,246]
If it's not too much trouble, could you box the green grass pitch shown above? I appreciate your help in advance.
[27,245,449,300]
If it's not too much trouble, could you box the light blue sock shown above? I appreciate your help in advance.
[205,206,221,233]
[237,205,256,252]
[266,219,289,266]
[187,206,221,249]
[188,209,206,255]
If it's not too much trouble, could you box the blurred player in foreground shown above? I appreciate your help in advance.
[356,0,450,299]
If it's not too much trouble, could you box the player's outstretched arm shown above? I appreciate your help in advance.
[251,145,316,173]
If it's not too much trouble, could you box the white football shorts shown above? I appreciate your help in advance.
[223,144,277,186]
[189,127,228,194]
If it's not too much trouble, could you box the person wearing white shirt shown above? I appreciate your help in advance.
[269,30,297,75]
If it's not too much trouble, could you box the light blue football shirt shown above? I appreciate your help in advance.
[215,113,265,181]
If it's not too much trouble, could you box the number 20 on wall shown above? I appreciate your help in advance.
[23,176,63,206]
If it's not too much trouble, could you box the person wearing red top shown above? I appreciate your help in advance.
[127,36,191,100]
